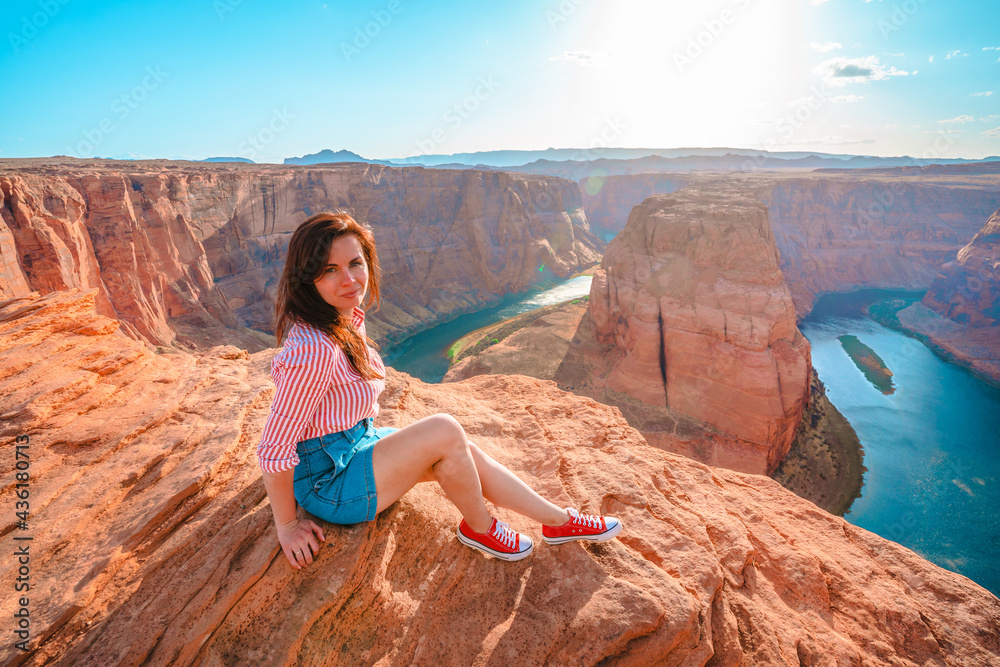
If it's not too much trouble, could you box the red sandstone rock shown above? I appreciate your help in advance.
[2,289,999,665]
[0,160,602,352]
[922,208,1000,328]
[588,190,811,474]
[889,208,1000,384]
[760,174,1000,319]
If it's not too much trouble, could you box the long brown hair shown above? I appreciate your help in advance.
[274,211,383,380]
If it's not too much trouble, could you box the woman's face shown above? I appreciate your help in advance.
[313,233,368,319]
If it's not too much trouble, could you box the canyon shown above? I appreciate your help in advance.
[1,288,998,665]
[0,158,602,353]
[3,158,1000,662]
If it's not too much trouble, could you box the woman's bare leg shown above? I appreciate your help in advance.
[468,443,570,526]
[371,412,570,529]
[371,413,493,532]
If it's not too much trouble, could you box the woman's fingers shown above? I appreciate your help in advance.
[283,545,303,570]
[278,520,326,569]
[309,520,326,542]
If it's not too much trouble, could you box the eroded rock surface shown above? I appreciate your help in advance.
[3,289,997,666]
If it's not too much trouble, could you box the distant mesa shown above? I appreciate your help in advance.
[284,148,391,166]
[199,156,256,164]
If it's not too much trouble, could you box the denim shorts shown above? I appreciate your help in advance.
[293,417,399,524]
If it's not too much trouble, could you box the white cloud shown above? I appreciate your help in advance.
[809,41,841,52]
[928,55,934,63]
[945,49,968,59]
[983,46,1000,51]
[938,115,974,124]
[830,94,865,103]
[971,91,994,97]
[980,115,1000,122]
[984,126,1000,138]
[813,55,910,86]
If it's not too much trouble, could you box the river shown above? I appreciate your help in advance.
[800,289,1000,596]
[384,275,593,382]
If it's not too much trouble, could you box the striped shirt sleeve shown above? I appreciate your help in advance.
[256,332,339,473]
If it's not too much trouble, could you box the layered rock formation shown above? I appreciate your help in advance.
[759,173,1000,319]
[922,208,1000,327]
[3,288,1000,665]
[0,159,601,352]
[589,190,811,474]
[884,208,1000,384]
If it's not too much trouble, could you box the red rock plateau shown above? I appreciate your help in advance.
[0,158,601,352]
[2,289,999,665]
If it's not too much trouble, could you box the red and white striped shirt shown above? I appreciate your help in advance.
[256,307,386,473]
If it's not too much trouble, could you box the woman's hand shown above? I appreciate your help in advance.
[276,517,326,569]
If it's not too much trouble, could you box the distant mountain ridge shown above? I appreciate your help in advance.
[199,157,255,164]
[286,146,1000,174]
[284,149,392,166]
[379,147,1000,170]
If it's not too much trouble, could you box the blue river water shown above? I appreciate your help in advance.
[384,275,593,383]
[800,290,1000,596]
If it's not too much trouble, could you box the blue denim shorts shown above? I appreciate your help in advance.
[293,417,399,525]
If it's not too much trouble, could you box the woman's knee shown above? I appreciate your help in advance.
[425,413,469,456]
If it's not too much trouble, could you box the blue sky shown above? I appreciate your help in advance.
[1,0,998,162]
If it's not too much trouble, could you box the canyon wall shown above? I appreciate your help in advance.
[759,172,1000,318]
[891,208,1000,384]
[2,288,998,665]
[922,207,1000,327]
[589,189,811,474]
[0,160,601,352]
[578,173,688,240]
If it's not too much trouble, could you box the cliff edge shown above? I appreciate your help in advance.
[1,289,997,665]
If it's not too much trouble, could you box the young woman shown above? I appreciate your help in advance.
[257,212,622,569]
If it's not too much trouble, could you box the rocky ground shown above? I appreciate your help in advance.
[2,289,999,665]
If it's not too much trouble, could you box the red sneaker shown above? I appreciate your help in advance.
[457,517,534,561]
[542,507,622,545]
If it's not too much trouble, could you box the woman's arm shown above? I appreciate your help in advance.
[262,468,325,569]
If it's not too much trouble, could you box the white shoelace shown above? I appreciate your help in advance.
[491,520,517,548]
[568,508,601,529]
